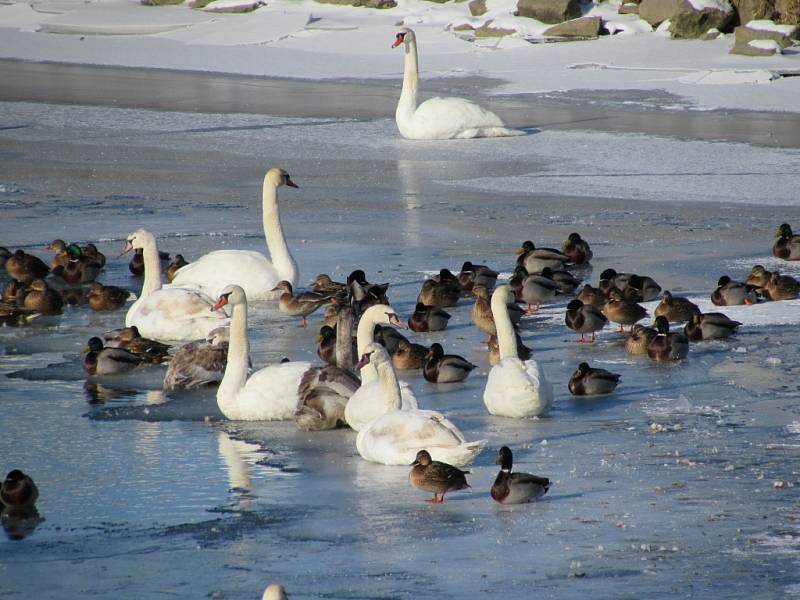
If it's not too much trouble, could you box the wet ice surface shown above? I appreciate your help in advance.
[2,100,800,599]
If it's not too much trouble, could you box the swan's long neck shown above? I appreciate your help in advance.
[396,39,419,126]
[140,238,163,299]
[335,306,354,370]
[356,305,390,383]
[218,299,250,403]
[262,180,298,286]
[491,290,519,361]
[375,358,402,411]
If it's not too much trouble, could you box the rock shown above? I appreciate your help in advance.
[730,37,783,52]
[474,21,517,35]
[730,0,774,25]
[619,2,640,13]
[735,19,799,46]
[469,0,487,15]
[314,0,396,7]
[700,26,722,36]
[516,0,582,23]
[639,0,683,25]
[669,0,734,37]
[201,0,264,11]
[544,15,603,36]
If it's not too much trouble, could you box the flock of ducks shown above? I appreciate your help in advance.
[3,158,800,551]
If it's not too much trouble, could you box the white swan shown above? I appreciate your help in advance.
[170,168,299,300]
[122,229,229,342]
[212,284,311,420]
[343,304,418,432]
[392,28,521,140]
[356,344,486,466]
[483,285,553,418]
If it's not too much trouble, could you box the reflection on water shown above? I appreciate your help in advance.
[1,506,43,541]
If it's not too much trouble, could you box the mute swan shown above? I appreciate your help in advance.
[122,229,229,342]
[212,285,356,423]
[392,28,520,140]
[170,168,299,300]
[356,344,486,466]
[483,285,553,418]
[343,304,417,432]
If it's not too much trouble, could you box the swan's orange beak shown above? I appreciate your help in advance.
[212,294,229,312]
[392,33,405,48]
[119,239,133,257]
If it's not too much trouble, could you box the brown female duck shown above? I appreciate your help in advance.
[773,223,800,261]
[5,250,49,283]
[491,446,550,504]
[1,470,38,510]
[22,278,63,315]
[654,290,700,323]
[765,272,800,301]
[568,362,621,396]
[409,450,470,504]
[87,282,130,311]
[647,316,689,361]
[625,324,658,355]
[487,332,531,366]
[457,261,498,292]
[576,283,606,308]
[560,232,593,265]
[565,298,607,342]
[472,284,523,338]
[165,254,189,283]
[423,343,476,383]
[104,325,170,363]
[2,279,27,305]
[392,338,429,370]
[272,280,334,327]
[602,287,647,332]
[745,265,772,289]
[408,302,451,332]
[416,278,460,308]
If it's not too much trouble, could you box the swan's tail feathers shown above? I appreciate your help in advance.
[429,438,487,467]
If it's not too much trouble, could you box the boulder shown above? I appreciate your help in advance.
[735,19,799,46]
[669,0,734,37]
[730,0,774,24]
[516,0,582,23]
[475,22,517,35]
[544,15,603,36]
[619,2,640,13]
[730,37,783,52]
[469,0,487,14]
[638,0,683,24]
[700,25,723,36]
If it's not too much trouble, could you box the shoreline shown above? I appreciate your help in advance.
[2,58,799,148]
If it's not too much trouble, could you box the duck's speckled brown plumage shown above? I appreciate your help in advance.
[625,324,658,355]
[654,290,700,323]
[560,232,593,265]
[165,254,189,283]
[602,287,648,332]
[22,279,63,315]
[773,223,800,261]
[5,250,49,283]
[416,278,459,308]
[392,338,429,370]
[409,450,470,503]
[765,272,800,301]
[1,470,38,509]
[87,282,130,311]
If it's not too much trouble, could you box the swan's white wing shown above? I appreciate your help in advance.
[221,361,311,421]
[171,250,282,300]
[126,287,229,342]
[484,357,552,418]
[410,96,519,140]
[344,379,417,432]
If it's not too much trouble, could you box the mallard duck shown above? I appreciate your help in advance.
[602,287,647,332]
[2,279,27,305]
[684,312,741,341]
[408,302,451,332]
[0,247,11,270]
[565,299,607,342]
[517,267,559,312]
[392,338,429,370]
[310,273,348,295]
[434,268,463,291]
[416,278,459,308]
[746,265,772,289]
[568,362,621,396]
[129,247,170,276]
[165,254,189,283]
[317,325,337,365]
[87,282,130,311]
[542,267,580,294]
[516,240,571,272]
[272,281,334,328]
[654,290,700,323]
[472,284,523,338]
[711,276,758,306]
[83,337,143,375]
[625,324,658,355]
[105,325,171,363]
[163,328,230,390]
[0,302,40,326]
[22,278,63,315]
[0,470,38,509]
[576,283,606,308]
[599,268,634,296]
[60,287,87,306]
[773,223,800,261]
[487,332,531,366]
[457,261,498,292]
[347,270,390,316]
[423,343,476,383]
[46,239,71,271]
[647,316,689,361]
[628,274,662,302]
[374,324,409,355]
[409,450,470,503]
[560,232,593,265]
[5,250,49,283]
[765,272,800,301]
[491,446,549,504]
[52,256,101,285]
[81,243,106,268]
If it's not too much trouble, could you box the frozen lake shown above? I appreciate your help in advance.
[1,93,800,599]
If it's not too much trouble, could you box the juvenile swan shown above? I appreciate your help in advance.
[392,28,520,140]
